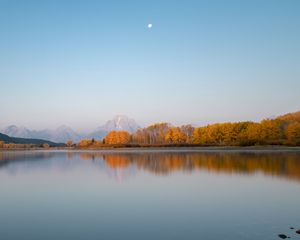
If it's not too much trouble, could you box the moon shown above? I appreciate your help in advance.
[148,23,152,29]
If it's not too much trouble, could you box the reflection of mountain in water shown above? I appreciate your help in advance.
[1,151,300,182]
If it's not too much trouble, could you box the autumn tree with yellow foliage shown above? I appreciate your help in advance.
[192,120,286,146]
[285,122,300,144]
[131,123,170,144]
[165,127,187,144]
[77,139,93,148]
[104,131,130,144]
[66,140,73,147]
[259,119,282,144]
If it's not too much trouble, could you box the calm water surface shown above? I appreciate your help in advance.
[0,150,300,240]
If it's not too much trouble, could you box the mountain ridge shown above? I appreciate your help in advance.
[87,115,140,140]
[2,115,140,143]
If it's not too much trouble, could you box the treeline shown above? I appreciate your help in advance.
[0,141,52,149]
[0,132,63,149]
[75,111,300,148]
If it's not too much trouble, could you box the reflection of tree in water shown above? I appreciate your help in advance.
[1,151,300,182]
[0,151,55,167]
[78,152,300,182]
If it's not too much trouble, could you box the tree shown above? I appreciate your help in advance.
[285,122,300,144]
[93,140,103,147]
[192,122,260,146]
[192,126,214,144]
[165,127,187,144]
[180,125,194,143]
[66,140,73,147]
[246,122,261,143]
[192,124,226,145]
[104,131,130,144]
[192,127,203,144]
[77,139,93,148]
[131,123,171,144]
[43,143,50,149]
[260,119,282,143]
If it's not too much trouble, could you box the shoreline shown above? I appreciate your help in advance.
[1,146,300,153]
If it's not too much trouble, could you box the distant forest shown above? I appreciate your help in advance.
[0,133,63,149]
[1,111,300,149]
[76,111,300,148]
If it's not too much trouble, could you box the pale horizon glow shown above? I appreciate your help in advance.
[0,0,299,131]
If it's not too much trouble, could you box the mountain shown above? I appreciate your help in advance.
[2,125,33,138]
[87,115,140,140]
[2,125,81,144]
[50,125,82,143]
[2,115,140,142]
[101,115,140,132]
[0,133,64,147]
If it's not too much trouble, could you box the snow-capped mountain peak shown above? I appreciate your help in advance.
[1,115,140,142]
[102,115,140,132]
[2,125,32,138]
[87,115,140,140]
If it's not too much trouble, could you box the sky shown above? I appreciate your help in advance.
[0,0,299,131]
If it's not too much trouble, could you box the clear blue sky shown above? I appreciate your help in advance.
[0,0,299,130]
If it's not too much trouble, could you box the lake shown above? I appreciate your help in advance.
[0,149,300,240]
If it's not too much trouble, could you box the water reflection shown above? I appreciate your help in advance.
[80,152,300,182]
[0,151,55,166]
[1,150,300,182]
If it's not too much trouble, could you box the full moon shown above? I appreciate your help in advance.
[148,23,152,28]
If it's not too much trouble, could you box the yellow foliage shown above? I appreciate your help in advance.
[104,131,130,144]
[77,139,93,148]
[285,122,300,143]
[43,143,50,149]
[66,140,73,147]
[259,119,281,142]
[74,152,300,182]
[165,127,187,143]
